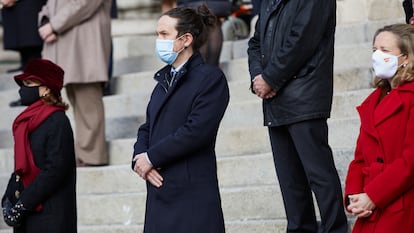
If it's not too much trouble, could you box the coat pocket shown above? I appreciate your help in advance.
[386,196,404,213]
[362,162,384,185]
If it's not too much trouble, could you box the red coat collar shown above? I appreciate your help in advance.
[357,81,414,137]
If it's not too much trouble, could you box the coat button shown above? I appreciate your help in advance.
[377,157,384,163]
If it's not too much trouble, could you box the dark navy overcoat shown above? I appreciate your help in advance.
[133,52,229,233]
[1,0,46,50]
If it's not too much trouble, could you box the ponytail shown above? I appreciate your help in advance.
[164,5,216,50]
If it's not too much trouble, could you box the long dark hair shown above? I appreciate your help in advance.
[163,5,216,50]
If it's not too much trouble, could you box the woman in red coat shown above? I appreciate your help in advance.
[345,24,414,233]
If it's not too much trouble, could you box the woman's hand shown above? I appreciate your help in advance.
[347,193,376,218]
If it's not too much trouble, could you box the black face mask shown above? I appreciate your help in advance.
[19,86,40,106]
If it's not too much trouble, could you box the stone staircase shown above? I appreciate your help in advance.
[0,0,406,232]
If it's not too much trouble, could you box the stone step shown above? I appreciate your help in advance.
[0,114,360,172]
[73,185,285,226]
[331,88,372,118]
[0,129,13,149]
[0,145,355,231]
[0,74,371,137]
[0,147,354,213]
[0,13,403,72]
[0,139,354,184]
[110,58,374,99]
[222,87,372,126]
[0,52,374,96]
[74,154,278,195]
[111,33,374,76]
[0,185,290,230]
[0,73,372,133]
[0,72,19,92]
[1,219,327,233]
[105,126,272,166]
[334,18,404,46]
[17,183,351,230]
[79,149,353,194]
[105,117,358,165]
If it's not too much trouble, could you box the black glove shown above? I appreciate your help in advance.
[2,196,13,221]
[3,199,27,227]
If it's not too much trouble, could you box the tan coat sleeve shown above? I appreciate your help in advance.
[49,0,109,34]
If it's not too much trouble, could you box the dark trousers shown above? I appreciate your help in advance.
[19,46,42,69]
[268,119,348,233]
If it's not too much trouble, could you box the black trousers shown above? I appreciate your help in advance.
[268,118,348,233]
[19,46,42,69]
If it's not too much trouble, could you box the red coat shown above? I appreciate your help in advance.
[345,81,414,233]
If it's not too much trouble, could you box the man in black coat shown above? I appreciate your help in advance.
[247,0,348,232]
[2,0,47,107]
[403,0,413,24]
[1,0,46,72]
[132,6,228,233]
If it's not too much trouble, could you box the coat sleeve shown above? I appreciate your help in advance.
[38,4,50,26]
[364,105,414,209]
[262,0,334,91]
[19,114,75,210]
[344,130,365,210]
[132,105,151,168]
[247,14,263,82]
[49,0,108,34]
[147,70,230,168]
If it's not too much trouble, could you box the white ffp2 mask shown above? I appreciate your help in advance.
[372,50,402,79]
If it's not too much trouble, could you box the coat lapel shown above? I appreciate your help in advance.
[373,91,403,126]
[148,52,204,133]
[149,66,190,135]
[357,89,381,139]
[260,0,283,42]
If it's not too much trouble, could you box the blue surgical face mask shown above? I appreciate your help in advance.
[155,35,185,65]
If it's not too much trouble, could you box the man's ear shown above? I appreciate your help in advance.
[183,33,194,48]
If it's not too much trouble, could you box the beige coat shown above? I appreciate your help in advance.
[39,0,112,85]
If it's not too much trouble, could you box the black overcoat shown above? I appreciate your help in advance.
[16,111,77,233]
[403,0,413,23]
[1,0,46,50]
[248,0,336,126]
[133,52,229,233]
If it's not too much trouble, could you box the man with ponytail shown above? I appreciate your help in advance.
[132,5,229,233]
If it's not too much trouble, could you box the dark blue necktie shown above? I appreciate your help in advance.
[167,70,177,88]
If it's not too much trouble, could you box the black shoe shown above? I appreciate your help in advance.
[102,83,112,96]
[6,67,22,74]
[9,99,22,107]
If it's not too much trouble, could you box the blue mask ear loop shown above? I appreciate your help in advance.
[174,34,187,55]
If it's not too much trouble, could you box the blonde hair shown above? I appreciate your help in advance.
[373,24,414,91]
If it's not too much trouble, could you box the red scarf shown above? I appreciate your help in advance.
[13,100,65,187]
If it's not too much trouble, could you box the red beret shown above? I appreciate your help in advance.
[14,59,64,96]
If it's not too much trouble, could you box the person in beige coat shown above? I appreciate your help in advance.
[38,0,112,166]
